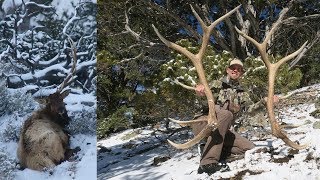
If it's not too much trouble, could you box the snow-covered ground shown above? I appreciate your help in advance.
[97,84,320,180]
[10,135,97,180]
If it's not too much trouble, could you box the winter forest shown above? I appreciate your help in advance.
[98,0,320,180]
[1,0,320,180]
[0,0,97,179]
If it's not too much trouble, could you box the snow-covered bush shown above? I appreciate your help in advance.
[68,106,96,135]
[0,80,37,116]
[1,121,21,142]
[159,39,232,87]
[0,149,16,180]
[0,81,37,142]
[97,106,138,139]
[242,56,302,102]
[0,81,8,116]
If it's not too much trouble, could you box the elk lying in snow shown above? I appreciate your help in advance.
[17,40,80,171]
[153,4,308,150]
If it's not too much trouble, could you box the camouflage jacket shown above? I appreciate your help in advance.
[201,76,253,117]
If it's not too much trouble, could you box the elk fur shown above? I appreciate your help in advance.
[17,90,77,171]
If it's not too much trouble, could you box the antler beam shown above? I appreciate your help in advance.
[153,5,241,149]
[57,37,77,93]
[235,7,308,150]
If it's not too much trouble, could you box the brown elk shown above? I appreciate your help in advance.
[17,39,80,171]
[153,5,308,150]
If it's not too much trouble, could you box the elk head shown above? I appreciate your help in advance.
[152,5,241,149]
[235,7,308,150]
[45,37,77,127]
[45,89,71,127]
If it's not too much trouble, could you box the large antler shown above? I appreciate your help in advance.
[235,8,308,150]
[57,38,77,93]
[153,5,241,149]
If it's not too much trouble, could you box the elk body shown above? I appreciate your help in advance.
[17,90,77,170]
[17,39,79,171]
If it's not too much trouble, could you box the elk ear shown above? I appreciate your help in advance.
[61,89,71,99]
[34,97,47,105]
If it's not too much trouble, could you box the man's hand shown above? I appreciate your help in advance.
[264,95,279,104]
[222,101,240,113]
[195,84,205,96]
[229,103,240,113]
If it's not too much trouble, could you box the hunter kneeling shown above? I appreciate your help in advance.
[194,59,256,175]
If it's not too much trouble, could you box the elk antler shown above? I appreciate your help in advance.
[153,5,241,149]
[57,37,78,93]
[235,8,308,150]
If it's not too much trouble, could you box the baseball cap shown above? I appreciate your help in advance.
[229,58,243,67]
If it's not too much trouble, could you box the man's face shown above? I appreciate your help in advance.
[226,64,244,80]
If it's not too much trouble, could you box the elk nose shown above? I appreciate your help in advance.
[58,107,66,114]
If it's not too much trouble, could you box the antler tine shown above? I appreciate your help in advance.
[173,79,195,90]
[190,5,241,34]
[263,8,289,46]
[272,126,309,150]
[275,41,308,68]
[234,26,261,49]
[189,5,207,32]
[235,26,271,68]
[57,37,77,93]
[152,24,197,63]
[168,117,207,127]
[210,5,241,29]
[196,5,241,60]
[168,125,216,149]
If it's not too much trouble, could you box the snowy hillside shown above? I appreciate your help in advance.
[97,84,320,180]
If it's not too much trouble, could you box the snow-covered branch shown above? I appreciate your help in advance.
[1,1,96,95]
[173,79,195,91]
[25,2,53,9]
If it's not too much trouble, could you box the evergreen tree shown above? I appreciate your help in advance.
[97,0,320,138]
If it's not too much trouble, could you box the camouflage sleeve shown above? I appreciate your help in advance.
[239,91,254,111]
[241,92,267,114]
[246,98,268,114]
[209,80,222,90]
[209,80,222,100]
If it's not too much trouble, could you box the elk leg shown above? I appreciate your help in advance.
[64,146,81,161]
